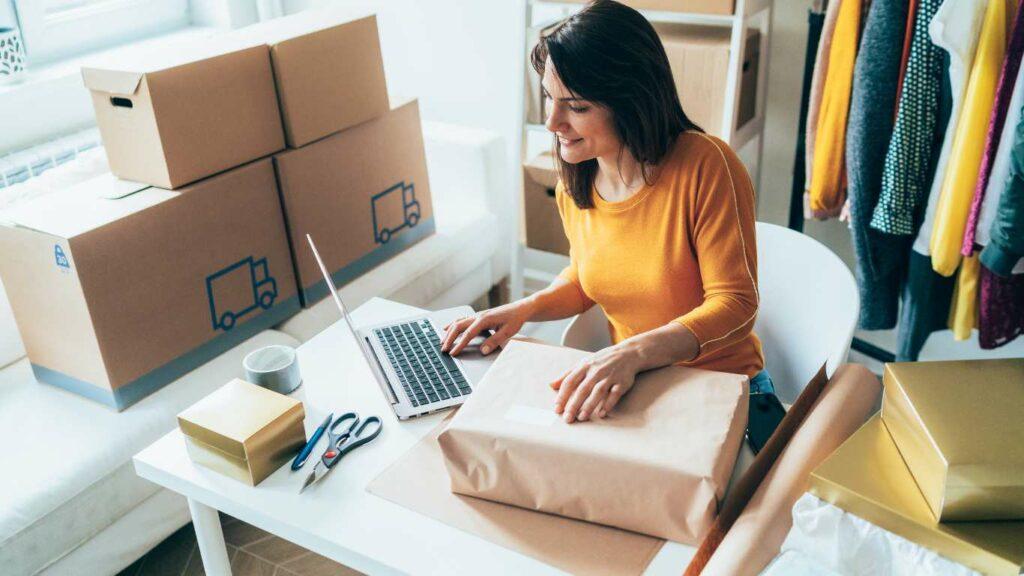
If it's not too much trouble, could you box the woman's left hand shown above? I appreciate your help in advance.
[550,344,642,423]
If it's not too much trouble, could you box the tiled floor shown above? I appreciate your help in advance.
[116,513,363,576]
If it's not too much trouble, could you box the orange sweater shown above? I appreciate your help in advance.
[556,131,764,378]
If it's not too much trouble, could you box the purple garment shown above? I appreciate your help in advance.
[979,266,1024,349]
[963,0,1024,256]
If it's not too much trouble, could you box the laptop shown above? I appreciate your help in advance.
[306,234,493,420]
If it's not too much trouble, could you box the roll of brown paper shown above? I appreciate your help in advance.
[685,363,881,575]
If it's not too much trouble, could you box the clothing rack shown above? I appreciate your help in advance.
[791,0,1024,364]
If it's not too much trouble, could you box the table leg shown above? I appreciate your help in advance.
[188,497,232,576]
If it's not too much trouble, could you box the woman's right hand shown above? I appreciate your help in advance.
[441,299,535,357]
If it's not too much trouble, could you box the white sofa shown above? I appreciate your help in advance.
[0,122,510,576]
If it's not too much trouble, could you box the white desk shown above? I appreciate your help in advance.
[133,297,697,575]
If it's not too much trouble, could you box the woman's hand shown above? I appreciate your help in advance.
[551,343,643,423]
[441,299,536,356]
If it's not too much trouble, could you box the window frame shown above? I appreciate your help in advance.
[14,0,191,66]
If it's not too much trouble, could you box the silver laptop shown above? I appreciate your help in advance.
[306,234,491,420]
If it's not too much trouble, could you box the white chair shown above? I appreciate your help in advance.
[560,221,859,404]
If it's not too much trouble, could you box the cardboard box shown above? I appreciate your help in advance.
[82,38,284,189]
[808,415,1024,576]
[230,8,389,148]
[0,160,300,410]
[178,379,306,485]
[438,340,748,544]
[880,359,1024,522]
[273,99,435,307]
[522,152,569,256]
[558,0,735,16]
[655,23,759,137]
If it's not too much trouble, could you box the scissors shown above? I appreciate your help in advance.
[299,412,383,493]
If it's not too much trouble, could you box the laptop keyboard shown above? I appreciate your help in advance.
[373,320,471,407]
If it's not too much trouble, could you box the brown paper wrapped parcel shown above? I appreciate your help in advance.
[438,340,749,543]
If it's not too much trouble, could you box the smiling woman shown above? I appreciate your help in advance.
[531,0,703,209]
[442,0,767,424]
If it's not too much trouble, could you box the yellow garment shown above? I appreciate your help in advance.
[806,0,861,216]
[555,132,764,378]
[930,0,1015,276]
[948,253,981,340]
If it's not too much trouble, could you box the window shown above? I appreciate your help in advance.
[14,0,190,65]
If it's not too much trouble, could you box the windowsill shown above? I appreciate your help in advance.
[0,26,219,97]
[0,25,222,155]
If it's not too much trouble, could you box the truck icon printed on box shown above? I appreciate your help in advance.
[206,256,277,331]
[371,181,421,244]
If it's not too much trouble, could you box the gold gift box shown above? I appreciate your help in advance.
[881,359,1024,522]
[177,379,306,486]
[809,415,1024,576]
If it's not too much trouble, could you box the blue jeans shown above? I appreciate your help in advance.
[750,369,776,395]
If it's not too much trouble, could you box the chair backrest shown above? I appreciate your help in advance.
[560,222,859,404]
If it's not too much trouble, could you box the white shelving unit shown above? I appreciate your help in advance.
[511,0,774,299]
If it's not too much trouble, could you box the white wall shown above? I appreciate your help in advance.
[284,0,524,189]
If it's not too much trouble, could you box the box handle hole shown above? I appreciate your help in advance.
[546,188,556,198]
[110,97,133,109]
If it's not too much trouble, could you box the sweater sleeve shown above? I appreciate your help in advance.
[673,138,760,358]
[980,115,1024,276]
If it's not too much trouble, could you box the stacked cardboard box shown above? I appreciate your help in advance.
[0,8,434,408]
[0,161,299,410]
[233,8,436,307]
[806,360,1024,575]
[654,23,759,137]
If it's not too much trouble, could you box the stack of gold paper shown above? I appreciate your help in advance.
[178,379,306,486]
[808,359,1024,576]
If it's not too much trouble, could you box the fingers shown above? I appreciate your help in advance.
[449,316,488,356]
[561,374,598,423]
[479,325,514,356]
[441,317,474,353]
[554,368,585,415]
[549,371,567,390]
[577,380,611,421]
[600,384,626,417]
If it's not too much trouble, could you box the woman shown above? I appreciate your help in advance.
[443,0,767,423]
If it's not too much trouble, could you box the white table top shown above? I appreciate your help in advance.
[134,297,697,575]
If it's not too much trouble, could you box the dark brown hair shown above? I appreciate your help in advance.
[531,0,702,209]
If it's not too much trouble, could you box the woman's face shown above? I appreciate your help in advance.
[542,58,620,164]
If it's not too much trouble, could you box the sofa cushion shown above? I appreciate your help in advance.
[423,121,510,288]
[0,280,24,369]
[0,329,300,576]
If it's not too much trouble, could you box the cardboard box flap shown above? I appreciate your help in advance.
[230,6,377,46]
[81,34,263,78]
[177,380,303,461]
[0,174,167,239]
[524,153,559,189]
[81,68,143,96]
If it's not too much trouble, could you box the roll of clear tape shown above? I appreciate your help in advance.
[243,345,302,394]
